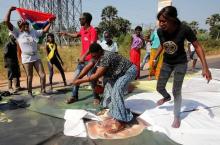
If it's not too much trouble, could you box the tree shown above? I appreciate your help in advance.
[209,25,220,40]
[101,6,118,22]
[206,14,220,40]
[182,20,199,30]
[181,20,189,26]
[114,17,131,35]
[189,21,199,31]
[206,14,220,27]
[198,29,207,34]
[0,22,9,46]
[98,6,131,37]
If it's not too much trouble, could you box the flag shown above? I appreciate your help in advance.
[16,8,56,30]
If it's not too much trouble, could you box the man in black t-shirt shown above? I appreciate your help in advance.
[4,34,21,91]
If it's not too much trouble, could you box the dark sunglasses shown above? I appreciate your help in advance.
[79,17,85,21]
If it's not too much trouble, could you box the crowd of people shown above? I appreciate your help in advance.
[3,6,212,132]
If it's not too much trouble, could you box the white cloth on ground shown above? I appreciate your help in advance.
[63,109,100,137]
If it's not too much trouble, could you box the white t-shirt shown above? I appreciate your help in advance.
[145,41,151,53]
[11,26,43,64]
[189,43,195,51]
[100,40,118,53]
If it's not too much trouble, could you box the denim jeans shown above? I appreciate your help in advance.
[157,63,187,118]
[71,62,98,100]
[102,64,137,122]
[141,52,150,69]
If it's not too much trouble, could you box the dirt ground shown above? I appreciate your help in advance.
[0,54,219,91]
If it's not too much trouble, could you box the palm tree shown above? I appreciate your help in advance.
[99,6,131,37]
[206,14,220,27]
[101,6,118,22]
[189,21,199,30]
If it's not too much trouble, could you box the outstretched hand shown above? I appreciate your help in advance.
[202,68,212,83]
[57,32,66,36]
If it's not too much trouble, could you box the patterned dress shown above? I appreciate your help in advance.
[98,52,137,122]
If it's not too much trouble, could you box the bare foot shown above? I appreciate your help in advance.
[100,118,126,134]
[172,117,181,128]
[157,97,171,106]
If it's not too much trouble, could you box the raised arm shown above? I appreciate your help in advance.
[4,6,16,31]
[192,40,212,82]
[42,18,55,34]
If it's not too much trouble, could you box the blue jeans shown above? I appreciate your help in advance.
[157,63,187,118]
[102,64,137,122]
[141,52,150,69]
[71,62,98,100]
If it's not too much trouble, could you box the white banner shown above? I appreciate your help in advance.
[158,0,172,12]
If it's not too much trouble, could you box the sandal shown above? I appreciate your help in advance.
[65,97,78,104]
[157,97,171,106]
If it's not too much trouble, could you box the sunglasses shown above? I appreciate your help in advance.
[79,17,85,21]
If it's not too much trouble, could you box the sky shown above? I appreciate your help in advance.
[0,0,220,29]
